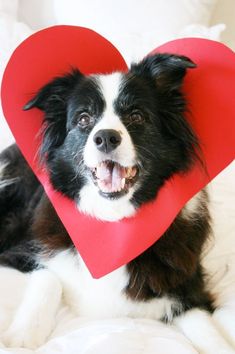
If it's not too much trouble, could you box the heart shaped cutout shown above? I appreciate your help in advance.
[1,26,235,278]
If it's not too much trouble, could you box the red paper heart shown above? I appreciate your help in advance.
[1,26,235,278]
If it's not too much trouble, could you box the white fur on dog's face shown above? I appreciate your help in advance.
[79,73,138,221]
[78,182,136,221]
[83,73,136,168]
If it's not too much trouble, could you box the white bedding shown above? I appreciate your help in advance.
[0,0,234,353]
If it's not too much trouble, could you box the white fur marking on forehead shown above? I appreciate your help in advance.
[93,73,124,131]
[98,72,123,115]
[83,72,136,168]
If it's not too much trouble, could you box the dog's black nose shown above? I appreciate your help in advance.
[93,129,122,153]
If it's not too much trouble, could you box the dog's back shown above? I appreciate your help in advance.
[0,144,42,271]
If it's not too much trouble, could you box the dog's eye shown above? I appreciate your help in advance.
[128,111,145,124]
[77,113,92,127]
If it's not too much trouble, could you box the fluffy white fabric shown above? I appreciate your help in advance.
[212,0,235,50]
[0,0,32,148]
[0,0,18,16]
[0,0,234,353]
[53,0,219,62]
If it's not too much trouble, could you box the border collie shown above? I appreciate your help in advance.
[0,54,234,352]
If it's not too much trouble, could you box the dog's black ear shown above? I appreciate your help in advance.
[23,69,83,111]
[23,69,83,159]
[132,54,199,171]
[130,54,196,91]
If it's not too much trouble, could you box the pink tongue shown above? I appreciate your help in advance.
[96,163,124,192]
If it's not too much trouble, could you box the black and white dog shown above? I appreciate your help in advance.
[0,54,234,352]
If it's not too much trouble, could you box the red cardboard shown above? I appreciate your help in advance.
[1,26,235,278]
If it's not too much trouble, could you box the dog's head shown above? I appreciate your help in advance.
[24,54,198,221]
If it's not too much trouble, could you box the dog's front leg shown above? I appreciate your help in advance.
[2,268,62,349]
[174,308,235,354]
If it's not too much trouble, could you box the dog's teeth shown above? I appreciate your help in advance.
[131,167,137,177]
[126,167,131,177]
[125,167,135,178]
[121,178,125,188]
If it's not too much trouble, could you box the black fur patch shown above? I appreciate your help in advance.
[115,55,198,205]
[0,145,42,271]
[126,192,214,318]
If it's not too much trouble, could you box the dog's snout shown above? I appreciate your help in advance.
[93,129,122,153]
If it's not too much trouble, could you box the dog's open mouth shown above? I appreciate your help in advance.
[90,161,138,198]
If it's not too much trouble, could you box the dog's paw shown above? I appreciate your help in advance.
[213,307,235,350]
[1,269,62,349]
[175,308,235,354]
[2,317,54,349]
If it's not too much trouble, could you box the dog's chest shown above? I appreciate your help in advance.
[45,250,177,320]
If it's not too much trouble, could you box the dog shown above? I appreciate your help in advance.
[0,53,234,352]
